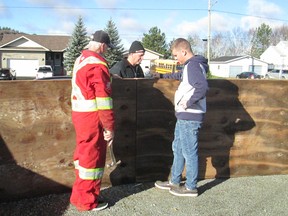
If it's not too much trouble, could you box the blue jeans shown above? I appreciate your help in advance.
[171,119,202,190]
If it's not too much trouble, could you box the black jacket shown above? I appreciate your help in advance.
[110,58,144,78]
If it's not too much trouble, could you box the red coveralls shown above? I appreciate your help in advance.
[70,49,114,211]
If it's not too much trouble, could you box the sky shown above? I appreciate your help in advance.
[0,0,288,48]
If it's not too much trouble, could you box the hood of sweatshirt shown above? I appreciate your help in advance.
[190,55,209,72]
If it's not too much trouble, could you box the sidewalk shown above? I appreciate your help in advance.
[1,174,287,216]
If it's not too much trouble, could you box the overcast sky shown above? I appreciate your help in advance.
[1,0,287,48]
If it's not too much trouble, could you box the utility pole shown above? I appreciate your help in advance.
[207,0,217,65]
[207,0,211,65]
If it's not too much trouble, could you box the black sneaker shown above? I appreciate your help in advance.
[154,181,179,190]
[169,186,198,197]
[91,201,108,211]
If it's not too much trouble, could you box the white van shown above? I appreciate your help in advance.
[36,65,54,79]
[265,69,288,79]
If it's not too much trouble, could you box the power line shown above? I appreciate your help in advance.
[2,5,288,22]
[214,10,288,22]
[0,6,206,11]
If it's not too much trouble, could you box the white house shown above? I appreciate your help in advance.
[141,48,164,70]
[260,41,288,70]
[209,55,269,78]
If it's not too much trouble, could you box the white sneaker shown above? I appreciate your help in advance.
[91,201,108,211]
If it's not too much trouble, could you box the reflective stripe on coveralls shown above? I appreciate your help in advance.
[72,97,113,112]
[71,56,113,112]
[74,160,104,180]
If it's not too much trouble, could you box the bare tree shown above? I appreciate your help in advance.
[209,28,253,58]
[187,34,204,56]
[227,28,252,55]
[271,25,288,45]
[210,32,227,58]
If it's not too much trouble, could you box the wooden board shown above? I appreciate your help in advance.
[0,80,74,201]
[102,79,137,187]
[0,78,287,201]
[136,79,176,182]
[136,79,288,180]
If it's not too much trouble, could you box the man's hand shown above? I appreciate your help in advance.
[151,72,160,78]
[179,100,188,110]
[104,130,114,142]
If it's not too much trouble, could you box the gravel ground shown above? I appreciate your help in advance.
[1,174,287,216]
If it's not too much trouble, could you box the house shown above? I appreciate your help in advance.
[209,55,269,78]
[0,34,70,77]
[0,33,164,78]
[140,48,164,70]
[260,41,288,70]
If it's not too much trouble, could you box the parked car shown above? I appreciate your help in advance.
[35,76,71,80]
[236,72,263,79]
[0,68,16,80]
[265,69,288,79]
[35,65,54,79]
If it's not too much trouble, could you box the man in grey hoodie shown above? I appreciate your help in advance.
[154,38,209,197]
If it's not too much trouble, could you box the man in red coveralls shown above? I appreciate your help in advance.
[70,30,115,211]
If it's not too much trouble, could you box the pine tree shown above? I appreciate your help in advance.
[0,27,22,34]
[0,27,23,41]
[104,18,125,67]
[250,23,272,58]
[63,16,89,74]
[142,27,169,58]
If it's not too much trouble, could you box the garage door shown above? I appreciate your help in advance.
[8,59,39,77]
[229,66,243,78]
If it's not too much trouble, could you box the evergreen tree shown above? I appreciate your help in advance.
[250,23,272,58]
[166,39,175,59]
[0,27,22,34]
[104,18,125,67]
[0,27,23,41]
[142,27,169,58]
[63,16,89,73]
